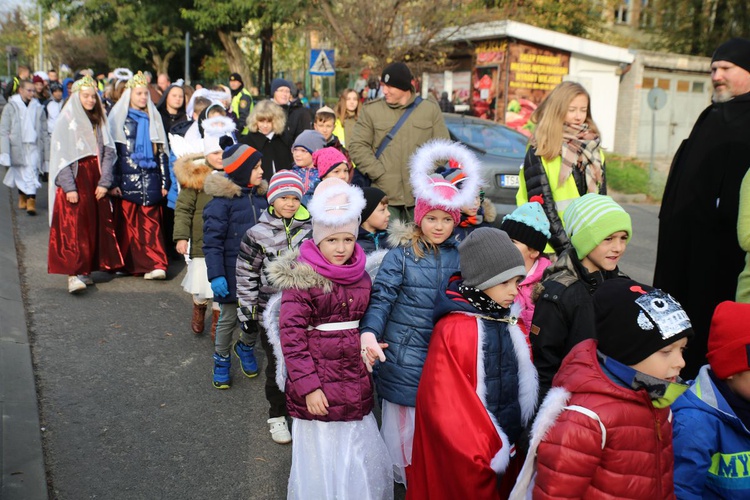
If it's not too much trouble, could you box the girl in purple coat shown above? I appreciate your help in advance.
[267,178,392,500]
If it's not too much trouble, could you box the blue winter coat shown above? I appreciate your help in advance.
[360,221,460,407]
[202,173,268,304]
[673,366,750,499]
[113,116,170,206]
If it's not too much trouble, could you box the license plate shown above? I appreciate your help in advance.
[499,174,519,188]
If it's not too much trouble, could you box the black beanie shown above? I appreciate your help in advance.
[229,73,243,84]
[712,38,750,74]
[381,62,413,91]
[361,187,387,223]
[594,279,694,365]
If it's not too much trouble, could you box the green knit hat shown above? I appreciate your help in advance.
[563,194,632,259]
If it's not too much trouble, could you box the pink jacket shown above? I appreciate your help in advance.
[516,256,551,337]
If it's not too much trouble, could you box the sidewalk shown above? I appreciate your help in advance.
[0,186,48,499]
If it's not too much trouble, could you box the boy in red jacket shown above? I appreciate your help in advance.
[512,278,693,499]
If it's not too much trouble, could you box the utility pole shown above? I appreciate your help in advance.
[185,32,191,86]
[38,4,43,71]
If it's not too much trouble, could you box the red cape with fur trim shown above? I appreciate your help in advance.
[408,313,509,500]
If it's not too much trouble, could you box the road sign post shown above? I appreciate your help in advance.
[310,50,335,106]
[647,87,668,184]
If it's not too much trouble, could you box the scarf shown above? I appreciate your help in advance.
[127,108,157,169]
[297,239,366,286]
[458,281,506,315]
[559,122,603,193]
[598,352,688,409]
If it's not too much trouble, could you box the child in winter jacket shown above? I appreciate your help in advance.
[235,171,312,444]
[173,117,235,338]
[357,187,392,254]
[441,166,496,241]
[531,193,631,402]
[312,147,350,183]
[512,278,693,499]
[267,178,392,500]
[289,129,325,206]
[202,144,268,389]
[673,301,750,499]
[239,99,293,181]
[500,197,552,339]
[360,140,482,485]
[409,228,537,499]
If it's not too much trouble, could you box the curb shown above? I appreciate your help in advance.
[0,185,48,499]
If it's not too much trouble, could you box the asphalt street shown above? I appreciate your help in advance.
[10,186,659,500]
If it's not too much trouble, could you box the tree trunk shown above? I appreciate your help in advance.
[150,47,176,75]
[258,25,274,97]
[218,29,252,88]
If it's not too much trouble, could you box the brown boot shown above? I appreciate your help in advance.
[191,302,208,334]
[26,197,36,216]
[210,309,220,342]
[18,193,27,209]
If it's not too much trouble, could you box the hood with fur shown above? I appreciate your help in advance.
[173,153,213,191]
[386,219,459,250]
[265,249,333,293]
[203,173,268,199]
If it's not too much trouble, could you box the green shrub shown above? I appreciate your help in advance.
[606,155,650,195]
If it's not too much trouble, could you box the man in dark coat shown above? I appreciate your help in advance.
[270,78,312,147]
[654,37,750,379]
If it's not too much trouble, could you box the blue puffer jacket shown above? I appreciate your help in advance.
[202,173,268,304]
[113,116,170,206]
[673,366,750,499]
[360,221,460,407]
[431,273,531,445]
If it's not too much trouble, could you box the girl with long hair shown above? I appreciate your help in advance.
[516,81,606,255]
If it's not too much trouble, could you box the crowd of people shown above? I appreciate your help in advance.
[2,36,750,500]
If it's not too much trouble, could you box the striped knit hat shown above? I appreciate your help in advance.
[222,144,263,187]
[267,171,305,204]
[563,194,632,259]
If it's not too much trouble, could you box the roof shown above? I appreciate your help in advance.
[448,20,635,65]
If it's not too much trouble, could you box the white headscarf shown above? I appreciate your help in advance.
[107,87,169,156]
[48,91,116,224]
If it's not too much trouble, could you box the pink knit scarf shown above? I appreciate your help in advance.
[298,239,366,285]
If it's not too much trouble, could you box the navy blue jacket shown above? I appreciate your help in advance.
[202,173,268,304]
[673,366,750,499]
[357,227,392,254]
[432,273,525,443]
[360,222,460,406]
[113,116,170,206]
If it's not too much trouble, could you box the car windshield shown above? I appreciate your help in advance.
[448,120,527,158]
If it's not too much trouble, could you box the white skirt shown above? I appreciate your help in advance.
[287,413,393,500]
[180,257,213,299]
[379,400,416,486]
[3,144,41,195]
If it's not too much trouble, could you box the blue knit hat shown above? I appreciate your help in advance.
[563,194,632,259]
[292,130,326,154]
[271,78,294,95]
[500,199,551,252]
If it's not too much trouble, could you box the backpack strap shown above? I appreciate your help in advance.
[564,405,607,449]
[374,96,423,159]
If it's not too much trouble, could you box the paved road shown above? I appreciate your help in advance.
[12,186,659,500]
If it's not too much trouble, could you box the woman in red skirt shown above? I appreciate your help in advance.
[48,76,124,293]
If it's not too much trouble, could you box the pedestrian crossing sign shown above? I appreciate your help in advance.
[310,50,335,76]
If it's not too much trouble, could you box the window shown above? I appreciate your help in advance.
[642,77,655,89]
[692,81,705,93]
[677,81,689,92]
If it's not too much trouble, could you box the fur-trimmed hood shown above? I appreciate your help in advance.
[203,173,268,199]
[174,153,213,191]
[265,249,333,293]
[386,219,459,250]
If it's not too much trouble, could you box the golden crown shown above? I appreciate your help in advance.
[126,71,149,89]
[71,76,97,93]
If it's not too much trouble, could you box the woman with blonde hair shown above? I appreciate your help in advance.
[332,88,361,147]
[516,81,606,255]
[239,99,292,181]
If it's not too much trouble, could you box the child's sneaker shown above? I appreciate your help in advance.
[68,275,87,294]
[212,353,231,389]
[233,341,259,378]
[267,417,292,444]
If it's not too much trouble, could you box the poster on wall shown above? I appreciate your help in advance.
[471,40,570,136]
[472,41,506,121]
[504,42,570,136]
[426,71,472,112]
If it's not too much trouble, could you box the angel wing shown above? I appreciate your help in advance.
[262,292,287,392]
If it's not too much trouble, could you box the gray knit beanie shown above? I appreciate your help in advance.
[459,228,526,290]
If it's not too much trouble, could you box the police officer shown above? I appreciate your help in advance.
[229,73,254,135]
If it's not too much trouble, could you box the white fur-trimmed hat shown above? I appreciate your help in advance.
[409,139,483,225]
[308,178,366,244]
[202,116,236,155]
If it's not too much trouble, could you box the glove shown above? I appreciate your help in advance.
[210,276,229,298]
[361,331,386,373]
